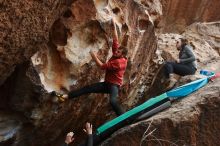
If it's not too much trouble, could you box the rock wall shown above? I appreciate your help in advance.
[137,0,220,32]
[0,0,220,146]
[0,0,71,85]
[0,0,158,145]
[31,0,158,104]
[159,0,220,32]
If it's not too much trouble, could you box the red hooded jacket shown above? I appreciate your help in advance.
[101,39,127,86]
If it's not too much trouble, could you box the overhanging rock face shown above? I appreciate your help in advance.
[31,0,158,102]
[0,0,70,85]
[1,0,157,145]
[0,0,220,146]
[158,0,220,32]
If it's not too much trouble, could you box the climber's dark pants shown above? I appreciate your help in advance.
[164,61,196,78]
[68,82,124,116]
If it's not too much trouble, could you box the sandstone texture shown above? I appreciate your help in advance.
[1,0,157,145]
[158,0,220,32]
[0,0,72,86]
[0,0,219,146]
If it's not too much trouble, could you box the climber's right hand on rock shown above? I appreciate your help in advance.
[90,50,96,58]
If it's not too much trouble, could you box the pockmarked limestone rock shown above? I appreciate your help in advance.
[0,0,220,146]
[0,0,72,86]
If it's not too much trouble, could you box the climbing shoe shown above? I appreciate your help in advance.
[51,91,67,103]
[165,78,177,91]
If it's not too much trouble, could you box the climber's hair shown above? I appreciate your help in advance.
[119,46,128,58]
[180,38,188,47]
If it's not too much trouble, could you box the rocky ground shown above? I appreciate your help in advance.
[0,0,220,146]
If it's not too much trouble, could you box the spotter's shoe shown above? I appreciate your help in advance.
[51,91,68,103]
[165,78,177,91]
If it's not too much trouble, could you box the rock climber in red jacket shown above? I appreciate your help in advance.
[54,19,128,116]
